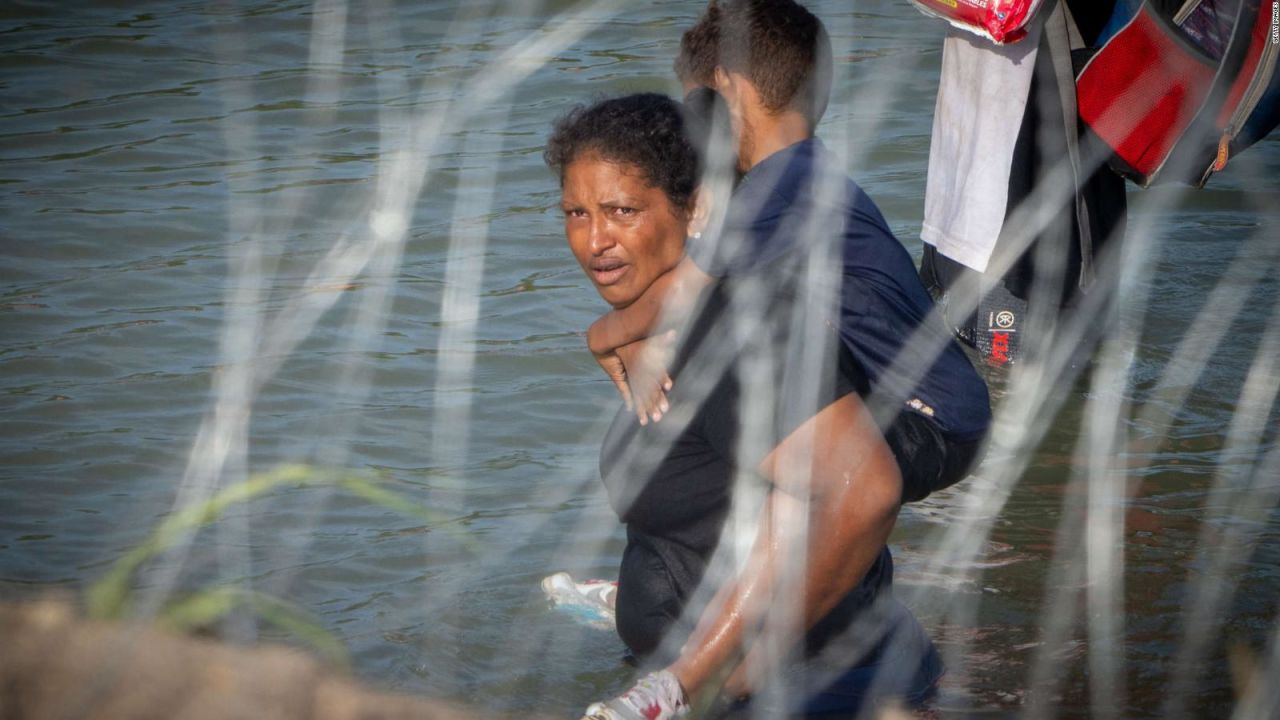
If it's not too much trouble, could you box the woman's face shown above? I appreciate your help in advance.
[560,152,688,309]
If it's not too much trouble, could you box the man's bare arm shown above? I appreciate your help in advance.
[665,392,903,702]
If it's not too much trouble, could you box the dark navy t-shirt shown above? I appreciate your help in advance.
[690,138,991,440]
[600,283,893,658]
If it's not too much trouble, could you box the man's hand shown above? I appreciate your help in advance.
[615,330,676,425]
[581,669,688,720]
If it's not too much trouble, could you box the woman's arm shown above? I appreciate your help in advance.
[589,257,712,423]
[586,256,712,356]
[667,391,903,702]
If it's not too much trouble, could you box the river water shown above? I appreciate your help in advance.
[2,1,1278,717]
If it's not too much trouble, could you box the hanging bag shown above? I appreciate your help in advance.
[907,0,1048,44]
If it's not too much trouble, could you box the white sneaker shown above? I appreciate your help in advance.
[541,571,617,629]
[581,669,689,719]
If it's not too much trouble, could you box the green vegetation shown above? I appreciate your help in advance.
[88,464,456,666]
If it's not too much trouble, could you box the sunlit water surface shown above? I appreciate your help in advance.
[1,1,1278,717]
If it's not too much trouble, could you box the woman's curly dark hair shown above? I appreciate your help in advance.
[544,93,701,211]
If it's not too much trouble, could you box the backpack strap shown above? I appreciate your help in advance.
[1043,0,1095,290]
[1062,0,1086,50]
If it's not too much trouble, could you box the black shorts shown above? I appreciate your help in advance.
[834,339,984,504]
[882,409,983,504]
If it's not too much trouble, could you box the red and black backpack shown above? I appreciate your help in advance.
[910,0,1280,187]
[1077,0,1280,186]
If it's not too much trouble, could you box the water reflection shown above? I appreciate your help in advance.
[0,0,1277,717]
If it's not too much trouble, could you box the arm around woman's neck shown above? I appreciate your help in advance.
[586,256,712,356]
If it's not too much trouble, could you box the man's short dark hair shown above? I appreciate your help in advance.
[718,0,832,125]
[544,93,701,211]
[673,1,721,89]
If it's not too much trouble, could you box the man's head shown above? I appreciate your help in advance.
[673,1,721,93]
[715,0,832,129]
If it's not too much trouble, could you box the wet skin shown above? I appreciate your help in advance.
[560,152,688,309]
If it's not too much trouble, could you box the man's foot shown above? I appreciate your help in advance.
[541,571,617,629]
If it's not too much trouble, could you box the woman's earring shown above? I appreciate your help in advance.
[692,232,702,240]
